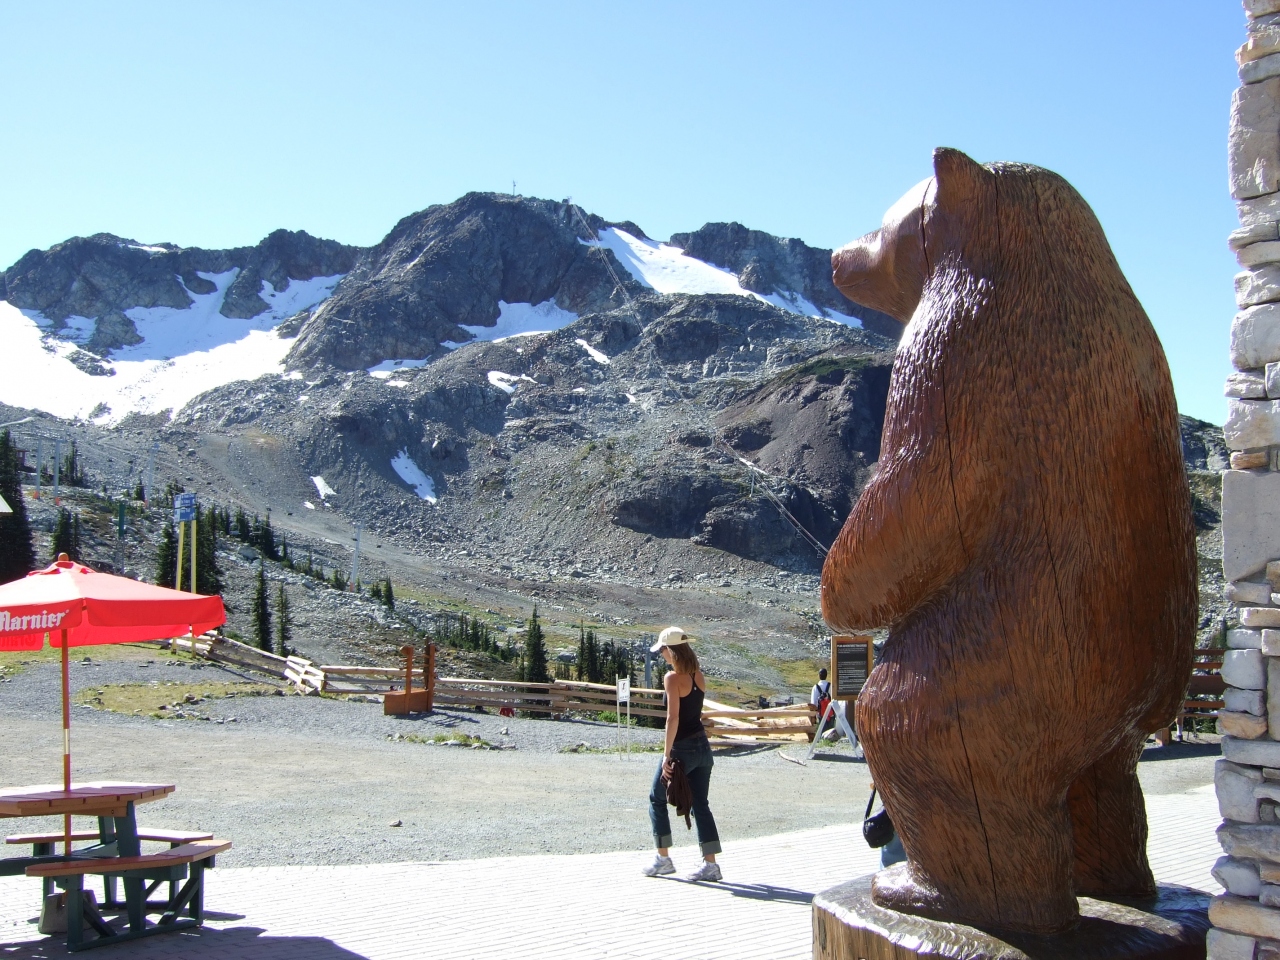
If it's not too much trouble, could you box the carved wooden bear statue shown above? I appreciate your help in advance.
[821,148,1196,935]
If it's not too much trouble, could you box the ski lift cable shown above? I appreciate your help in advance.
[714,438,830,558]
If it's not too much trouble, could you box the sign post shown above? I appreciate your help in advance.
[807,635,872,759]
[616,676,631,756]
[173,493,197,595]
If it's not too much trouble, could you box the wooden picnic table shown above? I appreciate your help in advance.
[0,781,229,952]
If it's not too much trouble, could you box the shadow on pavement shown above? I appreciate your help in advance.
[0,926,369,958]
[704,881,814,904]
[1140,741,1221,763]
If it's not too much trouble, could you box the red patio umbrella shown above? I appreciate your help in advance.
[0,555,225,853]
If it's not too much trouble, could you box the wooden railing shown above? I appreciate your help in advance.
[159,635,817,741]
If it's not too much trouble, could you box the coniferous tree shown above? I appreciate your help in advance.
[234,508,250,542]
[253,562,272,652]
[255,512,279,561]
[51,509,81,562]
[382,578,395,612]
[195,505,223,595]
[275,584,292,656]
[133,479,145,501]
[369,581,383,602]
[61,442,85,487]
[524,606,549,684]
[0,430,35,583]
[155,520,177,587]
[576,623,586,682]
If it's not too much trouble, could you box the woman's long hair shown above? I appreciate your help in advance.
[667,644,699,676]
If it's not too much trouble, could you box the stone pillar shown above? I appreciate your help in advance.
[1212,3,1280,956]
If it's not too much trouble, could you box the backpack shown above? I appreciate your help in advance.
[814,680,832,719]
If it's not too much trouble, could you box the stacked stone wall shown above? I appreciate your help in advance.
[1211,3,1280,956]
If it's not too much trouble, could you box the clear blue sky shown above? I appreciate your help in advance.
[1,2,1241,425]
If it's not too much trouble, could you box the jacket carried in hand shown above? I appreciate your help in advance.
[662,757,693,828]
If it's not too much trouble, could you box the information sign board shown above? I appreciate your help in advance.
[173,492,196,523]
[616,677,631,703]
[830,635,874,700]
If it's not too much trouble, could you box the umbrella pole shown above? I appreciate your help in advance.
[61,628,71,857]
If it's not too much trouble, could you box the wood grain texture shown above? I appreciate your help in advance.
[821,149,1197,935]
[812,875,1209,960]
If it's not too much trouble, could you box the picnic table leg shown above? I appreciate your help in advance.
[34,841,54,900]
[114,803,146,932]
[98,816,120,907]
[66,876,84,951]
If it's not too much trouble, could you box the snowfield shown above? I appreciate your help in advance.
[391,450,437,503]
[0,271,343,424]
[587,228,861,327]
[442,299,579,349]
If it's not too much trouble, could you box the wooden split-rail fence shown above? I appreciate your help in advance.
[162,634,817,742]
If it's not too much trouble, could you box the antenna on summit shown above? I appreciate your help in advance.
[512,180,517,196]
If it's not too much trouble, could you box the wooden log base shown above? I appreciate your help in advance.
[812,874,1209,960]
[383,690,431,715]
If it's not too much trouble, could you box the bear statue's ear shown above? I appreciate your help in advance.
[932,147,988,208]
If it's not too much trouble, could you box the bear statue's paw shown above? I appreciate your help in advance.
[870,861,1080,937]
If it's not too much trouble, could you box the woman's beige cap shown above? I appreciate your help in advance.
[651,626,691,652]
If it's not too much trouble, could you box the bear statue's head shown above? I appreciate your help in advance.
[831,147,993,323]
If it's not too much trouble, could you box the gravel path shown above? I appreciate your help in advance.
[0,650,1219,868]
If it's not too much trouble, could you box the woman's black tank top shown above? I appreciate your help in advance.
[673,675,706,742]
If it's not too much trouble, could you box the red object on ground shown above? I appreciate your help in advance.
[0,558,225,651]
[0,556,225,855]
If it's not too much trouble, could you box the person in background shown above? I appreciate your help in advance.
[641,626,722,882]
[810,667,832,720]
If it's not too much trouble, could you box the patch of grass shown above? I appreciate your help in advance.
[560,741,662,754]
[388,732,495,748]
[761,656,828,690]
[0,642,160,679]
[773,353,874,388]
[76,680,279,719]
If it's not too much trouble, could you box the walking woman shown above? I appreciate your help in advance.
[642,626,722,881]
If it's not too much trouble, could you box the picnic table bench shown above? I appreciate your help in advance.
[0,782,229,952]
[25,839,231,951]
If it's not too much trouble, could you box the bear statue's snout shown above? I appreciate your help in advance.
[832,233,880,298]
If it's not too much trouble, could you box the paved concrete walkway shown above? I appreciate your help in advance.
[0,787,1222,959]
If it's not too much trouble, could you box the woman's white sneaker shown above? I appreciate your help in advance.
[642,855,675,877]
[686,860,722,882]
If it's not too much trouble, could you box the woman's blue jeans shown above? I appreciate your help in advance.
[650,735,721,856]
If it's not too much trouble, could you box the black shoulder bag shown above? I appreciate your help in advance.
[862,786,895,849]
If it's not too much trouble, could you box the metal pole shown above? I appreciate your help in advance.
[191,515,198,593]
[350,522,363,591]
[53,438,62,503]
[143,441,158,505]
[61,627,71,855]
[34,438,43,499]
[175,521,185,592]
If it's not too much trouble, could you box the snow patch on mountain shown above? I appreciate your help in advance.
[487,371,536,395]
[442,299,578,349]
[391,450,437,503]
[587,228,861,328]
[311,476,337,500]
[0,270,343,424]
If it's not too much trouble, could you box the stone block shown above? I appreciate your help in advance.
[1233,372,1271,399]
[1246,608,1280,628]
[1219,856,1266,898]
[1267,630,1280,656]
[1260,940,1280,960]
[1270,365,1280,400]
[1248,0,1280,19]
[1270,561,1280,588]
[1227,711,1273,739]
[1233,304,1280,369]
[1247,52,1280,87]
[1266,884,1280,909]
[1230,687,1270,716]
[1261,784,1280,803]
[1208,927,1259,960]
[1265,862,1280,883]
[1227,471,1280,582]
[1221,759,1267,823]
[1227,737,1280,771]
[1233,78,1280,198]
[1237,583,1276,605]
[1228,649,1269,689]
[1213,894,1280,938]
[1234,629,1267,649]
[1228,400,1280,450]
[1244,243,1280,269]
[1236,222,1280,249]
[1242,26,1280,67]
[1236,452,1273,469]
[1238,267,1280,308]
[1271,658,1280,741]
[1243,194,1280,229]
